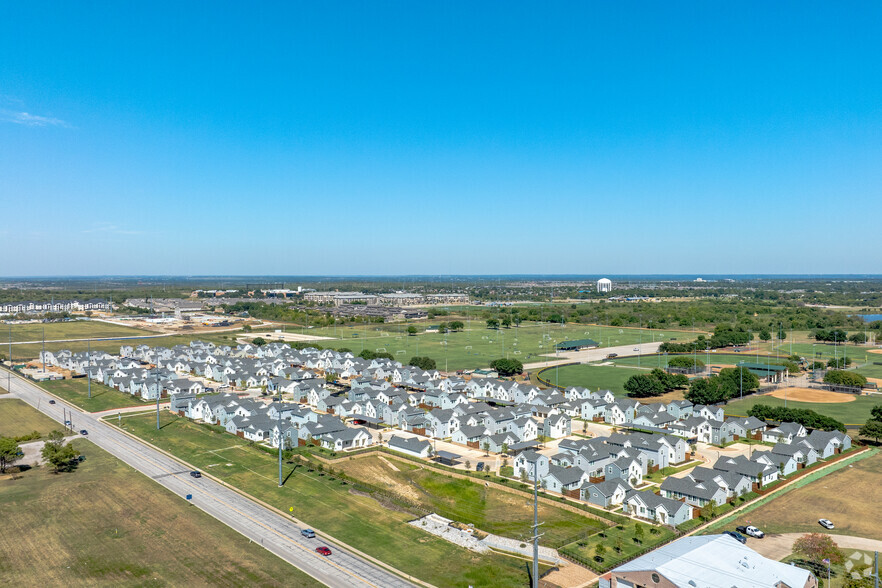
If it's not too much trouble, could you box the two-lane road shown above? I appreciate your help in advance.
[4,371,419,588]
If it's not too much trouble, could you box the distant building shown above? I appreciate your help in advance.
[597,278,612,293]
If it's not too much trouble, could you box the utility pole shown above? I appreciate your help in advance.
[87,338,92,399]
[41,327,46,375]
[278,395,283,487]
[156,364,161,430]
[531,461,543,588]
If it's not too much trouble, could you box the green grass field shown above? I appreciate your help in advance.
[611,352,795,369]
[561,521,676,572]
[724,393,882,425]
[114,412,545,587]
[538,363,645,395]
[294,321,695,371]
[4,320,154,343]
[335,455,603,547]
[0,439,316,587]
[0,398,64,439]
[37,378,153,413]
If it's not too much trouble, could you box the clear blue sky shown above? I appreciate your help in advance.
[2,2,880,276]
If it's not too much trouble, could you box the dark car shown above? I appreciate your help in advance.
[190,471,202,478]
[77,455,86,462]
[476,462,485,472]
[79,429,88,435]
[301,529,316,539]
[724,531,747,544]
[315,546,332,556]
[48,399,56,404]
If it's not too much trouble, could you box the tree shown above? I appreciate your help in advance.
[634,523,645,544]
[624,374,665,398]
[859,419,882,443]
[501,316,512,328]
[481,441,490,456]
[827,357,853,369]
[409,356,436,370]
[718,367,760,394]
[849,332,869,344]
[406,326,418,336]
[686,376,732,405]
[242,324,252,332]
[871,405,882,421]
[594,542,606,562]
[465,459,471,471]
[449,321,464,331]
[251,337,267,346]
[41,430,80,473]
[0,437,22,473]
[519,468,528,483]
[501,442,509,456]
[792,533,844,566]
[614,535,624,553]
[824,370,867,388]
[486,318,499,330]
[437,322,448,333]
[759,328,772,341]
[667,356,705,370]
[489,358,523,377]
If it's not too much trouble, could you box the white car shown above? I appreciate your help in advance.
[818,518,835,529]
[633,347,639,351]
[737,525,765,538]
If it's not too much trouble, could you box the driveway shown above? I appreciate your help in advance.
[748,533,882,562]
[14,435,80,466]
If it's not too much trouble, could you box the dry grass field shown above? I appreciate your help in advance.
[0,439,315,587]
[725,451,882,541]
[0,398,64,439]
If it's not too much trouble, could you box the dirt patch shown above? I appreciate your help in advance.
[348,488,415,515]
[867,348,882,355]
[379,455,400,472]
[765,387,856,403]
[541,563,598,588]
[867,377,882,387]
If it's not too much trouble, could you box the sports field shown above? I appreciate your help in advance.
[115,412,550,587]
[0,398,64,439]
[38,378,153,413]
[296,321,694,372]
[718,450,882,541]
[724,392,881,425]
[538,363,646,395]
[0,439,315,587]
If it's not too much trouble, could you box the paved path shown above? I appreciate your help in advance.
[524,342,664,370]
[4,369,419,588]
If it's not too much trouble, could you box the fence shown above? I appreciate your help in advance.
[535,362,580,389]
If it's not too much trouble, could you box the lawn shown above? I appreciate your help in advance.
[724,393,881,426]
[612,352,795,369]
[4,320,154,344]
[334,455,604,547]
[539,363,646,396]
[0,439,317,587]
[705,449,882,542]
[0,398,64,439]
[295,321,694,372]
[37,378,154,412]
[560,520,676,572]
[114,412,543,587]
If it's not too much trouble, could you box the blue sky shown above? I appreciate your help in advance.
[1,2,880,276]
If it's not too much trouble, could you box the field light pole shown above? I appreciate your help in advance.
[87,338,92,399]
[155,365,161,430]
[278,395,283,487]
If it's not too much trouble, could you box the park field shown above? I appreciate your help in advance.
[539,363,646,396]
[114,412,547,587]
[714,449,882,542]
[0,439,316,587]
[0,398,64,439]
[724,392,881,426]
[37,378,154,413]
[293,321,695,371]
[334,454,604,547]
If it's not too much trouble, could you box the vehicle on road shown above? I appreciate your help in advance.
[819,518,835,529]
[476,462,484,472]
[79,429,88,435]
[633,347,639,351]
[190,471,202,478]
[723,531,747,544]
[48,399,56,404]
[64,420,71,426]
[315,546,332,556]
[301,529,316,539]
[607,353,618,359]
[736,525,764,538]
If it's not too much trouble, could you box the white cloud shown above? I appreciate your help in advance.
[1,109,71,128]
[82,223,144,236]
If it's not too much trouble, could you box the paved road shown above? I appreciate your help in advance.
[523,341,665,370]
[4,371,418,588]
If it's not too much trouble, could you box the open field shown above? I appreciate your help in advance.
[0,439,316,587]
[37,378,153,412]
[115,412,546,587]
[295,321,695,372]
[3,320,156,343]
[540,363,647,395]
[715,450,882,542]
[611,352,795,370]
[724,392,882,425]
[8,331,243,361]
[560,520,676,572]
[773,342,876,365]
[766,387,855,403]
[0,398,64,439]
[335,454,603,547]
